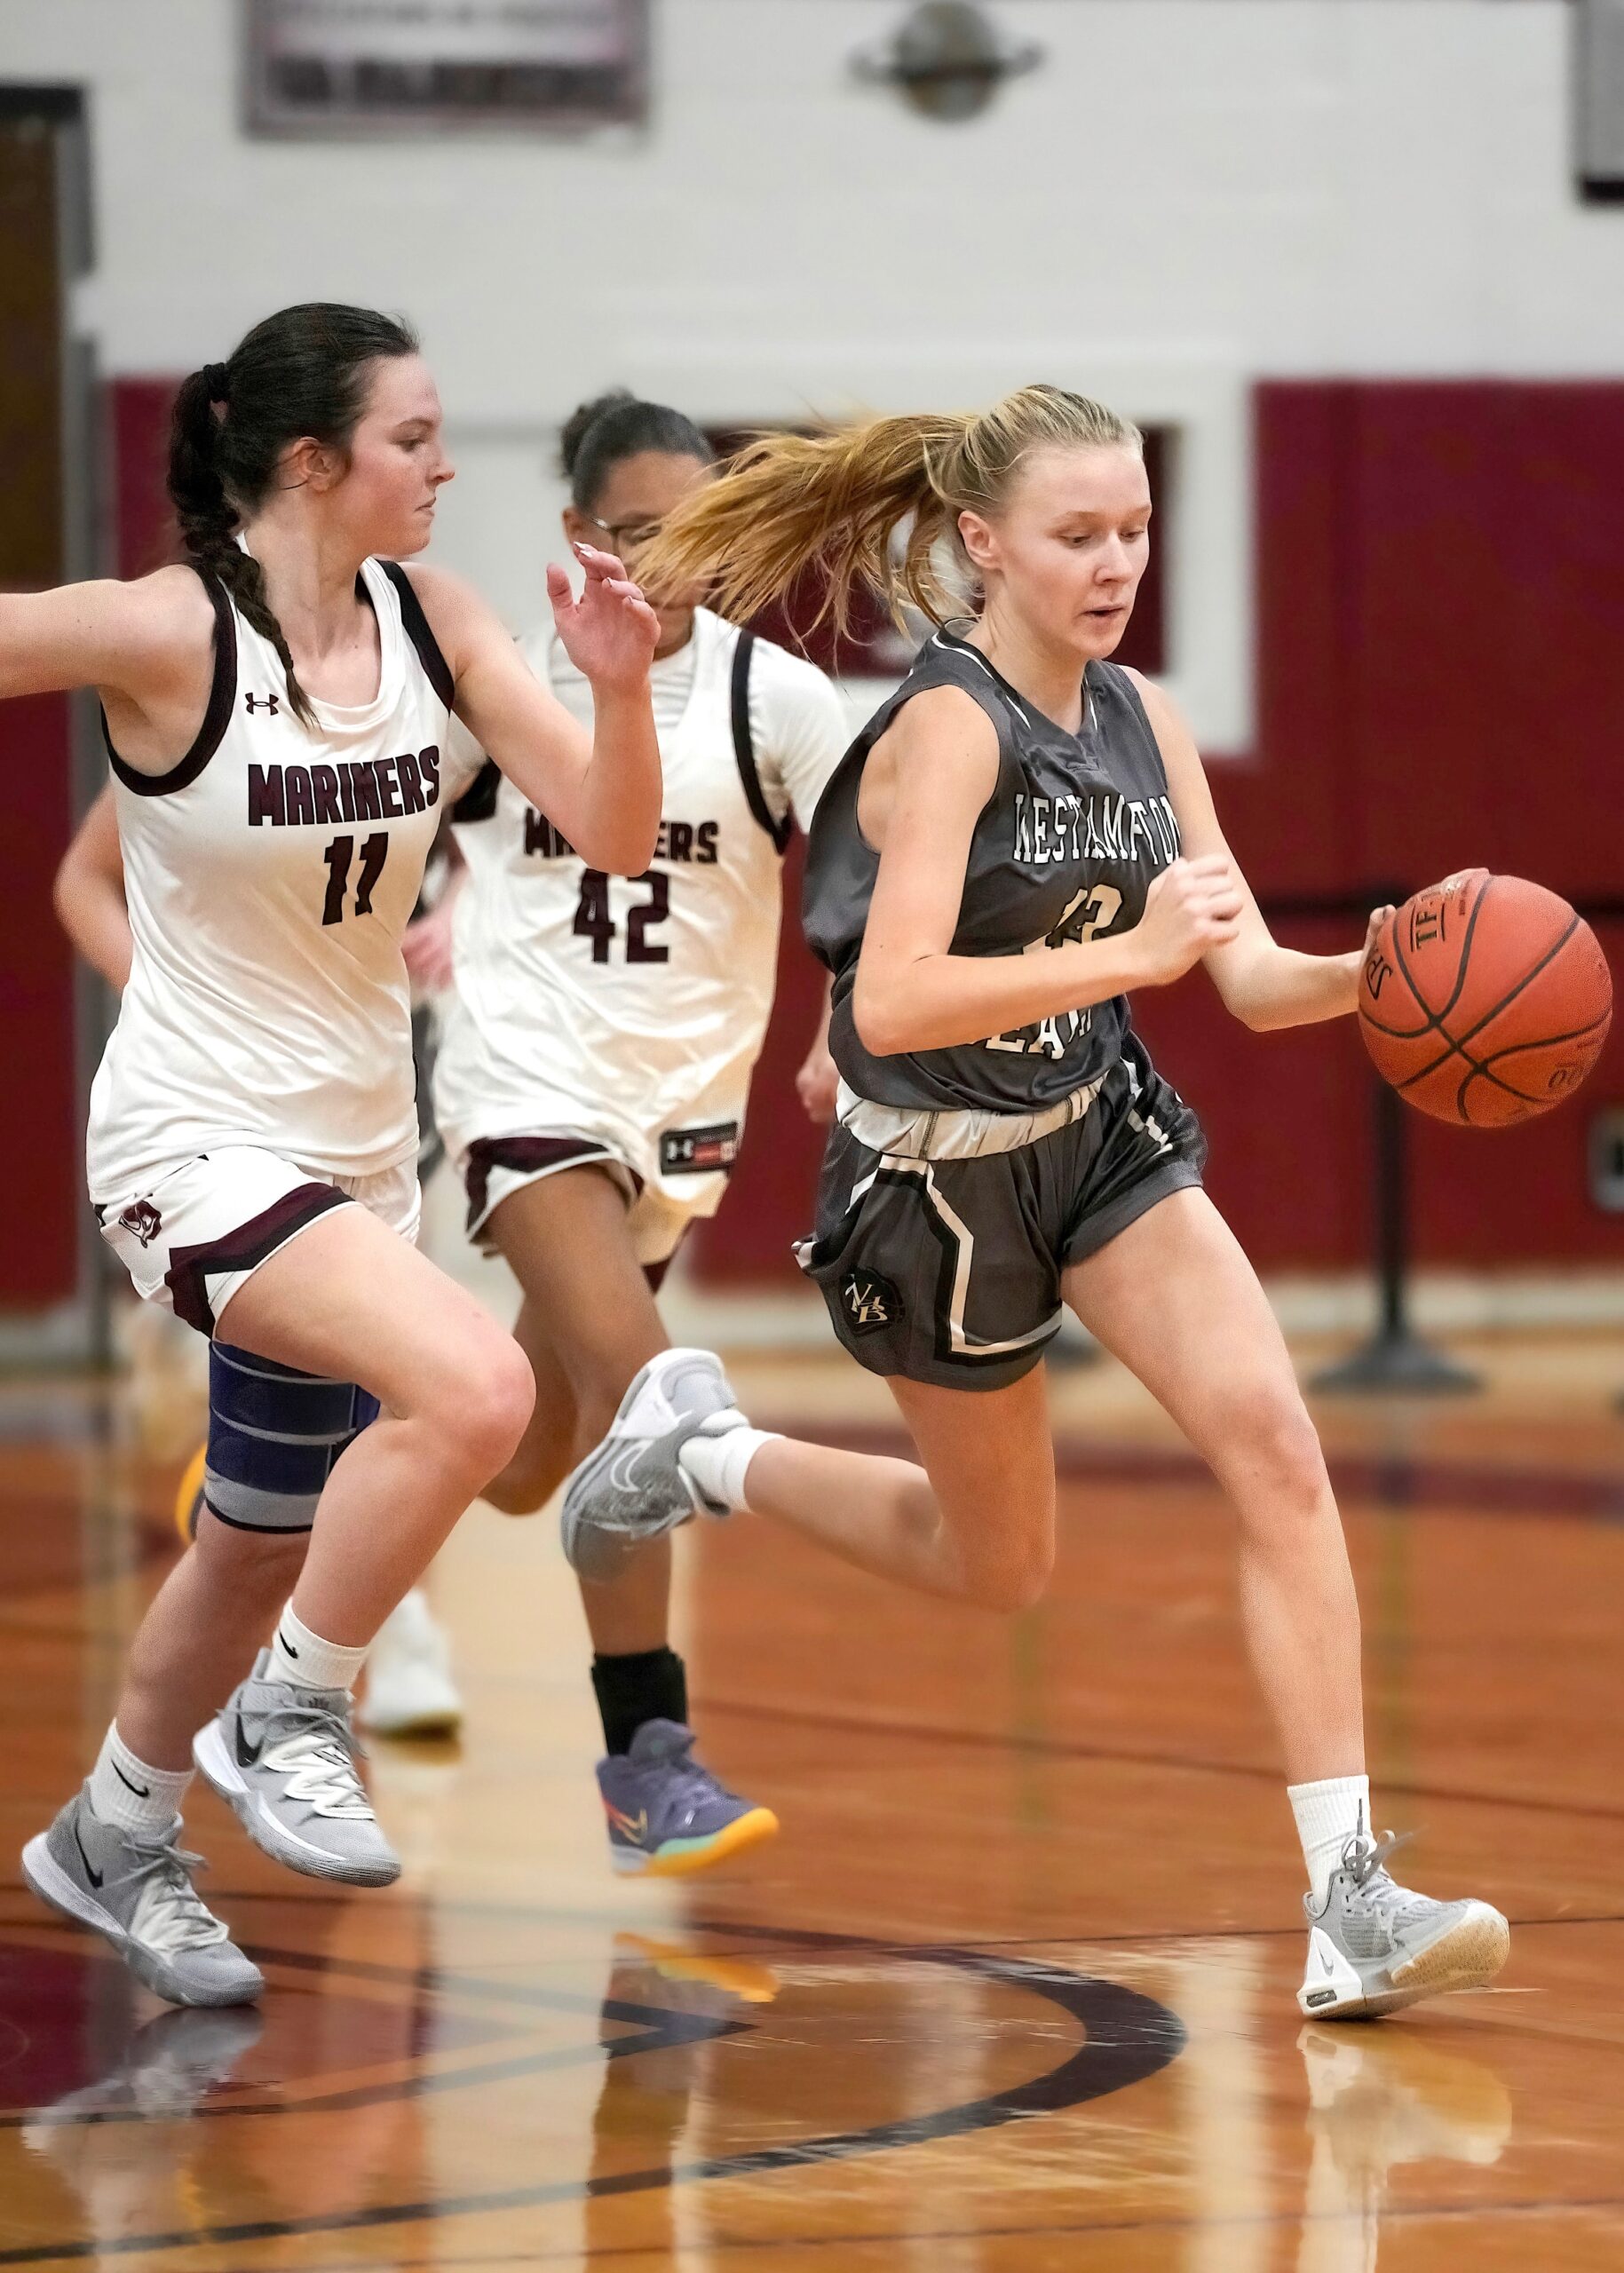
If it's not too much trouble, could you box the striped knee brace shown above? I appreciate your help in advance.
[202,1342,379,1532]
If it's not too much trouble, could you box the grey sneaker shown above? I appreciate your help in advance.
[561,1348,748,1585]
[20,1786,264,2008]
[193,1651,400,1888]
[1298,1829,1509,2020]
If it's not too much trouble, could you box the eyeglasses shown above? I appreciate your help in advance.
[583,514,663,553]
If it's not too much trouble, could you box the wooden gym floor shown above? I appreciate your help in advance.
[2,1328,1621,2270]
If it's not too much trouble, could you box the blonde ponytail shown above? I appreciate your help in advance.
[638,384,1142,637]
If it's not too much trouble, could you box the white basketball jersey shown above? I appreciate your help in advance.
[87,558,455,1197]
[433,608,844,1185]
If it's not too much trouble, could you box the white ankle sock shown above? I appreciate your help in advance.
[1289,1774,1372,1905]
[87,1724,192,1838]
[678,1425,779,1514]
[269,1603,369,1694]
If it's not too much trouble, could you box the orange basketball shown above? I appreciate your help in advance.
[1358,869,1612,1127]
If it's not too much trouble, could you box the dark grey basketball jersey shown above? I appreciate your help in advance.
[803,630,1181,1113]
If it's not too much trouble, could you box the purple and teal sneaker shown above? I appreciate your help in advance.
[597,1720,778,1879]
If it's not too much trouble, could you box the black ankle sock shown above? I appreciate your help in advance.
[591,1647,688,1756]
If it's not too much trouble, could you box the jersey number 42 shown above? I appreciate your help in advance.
[573,869,670,965]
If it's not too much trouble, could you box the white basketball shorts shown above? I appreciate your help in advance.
[96,1147,421,1338]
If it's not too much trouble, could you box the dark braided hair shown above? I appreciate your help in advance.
[169,303,420,727]
[558,388,714,517]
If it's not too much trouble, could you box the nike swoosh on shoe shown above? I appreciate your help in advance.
[606,1445,655,1499]
[73,1821,105,1889]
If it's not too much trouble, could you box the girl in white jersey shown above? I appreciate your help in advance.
[427,393,848,1873]
[53,787,463,1739]
[3,303,660,2007]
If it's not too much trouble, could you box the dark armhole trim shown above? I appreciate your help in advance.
[380,559,456,710]
[730,630,791,854]
[452,756,501,824]
[103,574,236,798]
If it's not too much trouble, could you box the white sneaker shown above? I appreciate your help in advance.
[1298,1829,1509,2020]
[358,1589,463,1738]
[559,1349,745,1584]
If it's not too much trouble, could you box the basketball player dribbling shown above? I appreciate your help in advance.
[560,386,1511,2020]
[2,302,661,2005]
[426,391,850,1873]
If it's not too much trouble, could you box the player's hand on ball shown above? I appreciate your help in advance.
[1130,857,1244,986]
[1361,904,1397,963]
[546,542,660,692]
[1337,903,1397,1017]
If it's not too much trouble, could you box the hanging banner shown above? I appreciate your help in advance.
[243,0,648,137]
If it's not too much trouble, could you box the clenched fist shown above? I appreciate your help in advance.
[1129,856,1244,988]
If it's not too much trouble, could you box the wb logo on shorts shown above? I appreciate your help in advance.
[841,1268,901,1336]
[118,1200,162,1248]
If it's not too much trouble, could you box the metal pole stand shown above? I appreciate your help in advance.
[1311,1075,1480,1395]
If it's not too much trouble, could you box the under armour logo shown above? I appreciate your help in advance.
[117,1200,162,1248]
[244,691,280,716]
[841,1268,900,1335]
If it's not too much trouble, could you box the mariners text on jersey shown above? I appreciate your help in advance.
[248,748,443,828]
[525,810,720,865]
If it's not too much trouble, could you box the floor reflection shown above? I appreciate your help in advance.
[1295,2022,1513,2273]
[7,1877,441,2268]
[586,1934,780,2259]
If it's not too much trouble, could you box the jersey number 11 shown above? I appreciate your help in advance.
[321,833,390,925]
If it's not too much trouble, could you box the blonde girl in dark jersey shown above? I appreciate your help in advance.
[559,386,1509,2023]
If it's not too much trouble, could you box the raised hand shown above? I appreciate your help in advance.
[545,542,659,694]
[1129,856,1245,987]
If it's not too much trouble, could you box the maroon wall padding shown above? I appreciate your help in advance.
[0,693,79,1306]
[2,380,177,1315]
[110,377,181,579]
[703,838,830,1279]
[695,380,1624,1279]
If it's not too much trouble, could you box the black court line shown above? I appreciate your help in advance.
[693,1691,1624,1826]
[0,1946,1183,2265]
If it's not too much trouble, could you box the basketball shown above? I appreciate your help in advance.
[1359,869,1613,1126]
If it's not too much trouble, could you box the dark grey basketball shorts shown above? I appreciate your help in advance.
[798,1041,1207,1392]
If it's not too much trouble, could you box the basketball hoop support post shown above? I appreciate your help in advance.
[1311,1072,1482,1396]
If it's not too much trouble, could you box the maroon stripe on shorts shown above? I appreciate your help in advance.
[642,1245,680,1295]
[165,1183,351,1337]
[462,1134,632,1236]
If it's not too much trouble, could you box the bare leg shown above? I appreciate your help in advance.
[482,1168,676,1656]
[107,1207,534,1770]
[738,1364,1057,1614]
[116,1516,308,1770]
[1063,1188,1365,1785]
[480,1311,578,1516]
